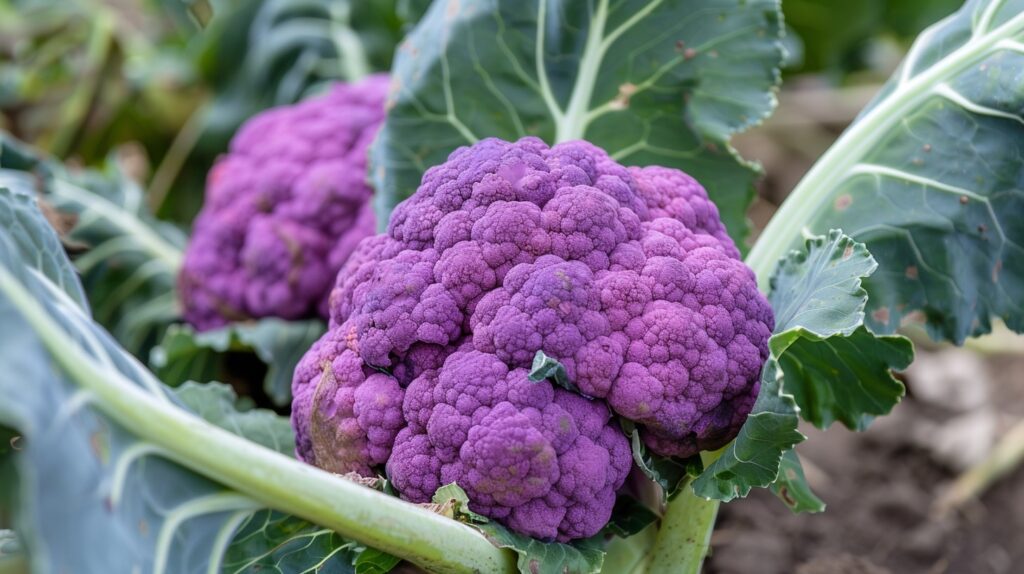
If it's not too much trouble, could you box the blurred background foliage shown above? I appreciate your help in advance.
[782,0,962,78]
[0,0,962,230]
[0,0,409,225]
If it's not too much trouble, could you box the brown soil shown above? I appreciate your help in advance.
[707,354,1024,574]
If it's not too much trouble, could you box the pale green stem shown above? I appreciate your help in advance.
[601,523,657,574]
[645,486,720,574]
[0,267,517,574]
[555,0,608,142]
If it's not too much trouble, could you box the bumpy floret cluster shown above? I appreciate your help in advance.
[292,137,773,541]
[179,74,389,330]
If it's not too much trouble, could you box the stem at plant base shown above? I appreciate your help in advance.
[601,523,657,574]
[0,268,517,574]
[645,485,720,574]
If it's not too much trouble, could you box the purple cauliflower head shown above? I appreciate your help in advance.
[291,137,774,541]
[179,74,390,330]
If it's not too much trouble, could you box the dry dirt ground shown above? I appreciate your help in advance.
[707,351,1024,574]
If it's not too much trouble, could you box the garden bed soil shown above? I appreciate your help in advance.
[708,353,1024,574]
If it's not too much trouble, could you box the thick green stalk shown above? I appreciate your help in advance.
[645,486,720,574]
[0,268,516,574]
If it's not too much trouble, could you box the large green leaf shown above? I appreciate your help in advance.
[0,191,259,573]
[371,0,784,242]
[0,186,515,573]
[0,185,87,308]
[0,134,185,356]
[695,232,912,502]
[747,0,1024,343]
[151,319,325,406]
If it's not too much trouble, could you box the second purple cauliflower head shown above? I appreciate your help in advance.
[292,136,774,541]
[180,74,390,330]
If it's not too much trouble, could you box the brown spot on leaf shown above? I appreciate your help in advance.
[38,200,88,255]
[611,83,638,110]
[872,307,891,324]
[900,310,927,327]
[446,0,460,20]
[923,144,932,153]
[912,157,924,167]
[905,266,919,280]
[675,40,686,52]
[978,223,987,234]
[960,195,969,205]
[993,259,1002,282]
[90,430,110,464]
[843,244,854,259]
[835,194,853,211]
[684,48,697,60]
[138,520,149,536]
[778,486,796,508]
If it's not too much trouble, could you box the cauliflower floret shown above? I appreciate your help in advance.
[388,351,630,541]
[179,74,389,330]
[292,136,774,541]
